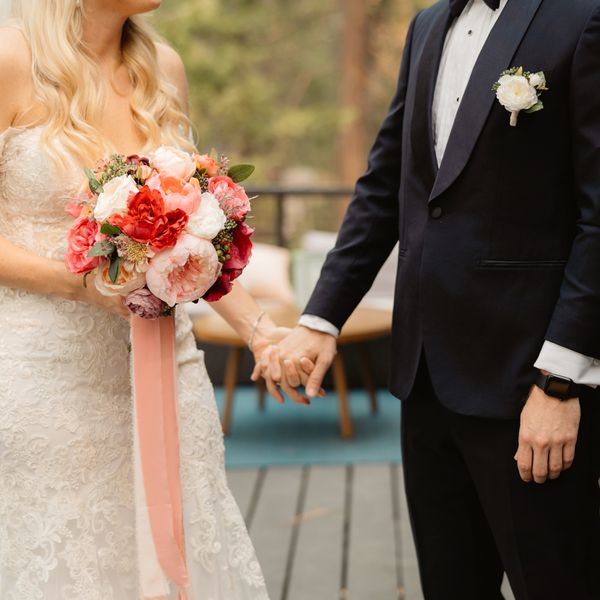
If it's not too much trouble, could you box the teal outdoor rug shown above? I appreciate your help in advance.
[215,387,402,468]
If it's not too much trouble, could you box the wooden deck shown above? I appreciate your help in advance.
[228,464,515,600]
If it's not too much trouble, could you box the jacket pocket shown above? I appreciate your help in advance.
[477,259,568,270]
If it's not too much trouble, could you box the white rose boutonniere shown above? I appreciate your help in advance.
[492,67,548,127]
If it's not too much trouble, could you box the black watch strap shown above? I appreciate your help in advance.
[535,372,581,400]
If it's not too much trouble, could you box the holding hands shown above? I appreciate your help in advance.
[252,326,337,406]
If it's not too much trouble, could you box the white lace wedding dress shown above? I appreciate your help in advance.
[0,126,270,600]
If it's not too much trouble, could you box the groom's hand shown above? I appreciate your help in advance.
[252,326,337,401]
[516,385,580,484]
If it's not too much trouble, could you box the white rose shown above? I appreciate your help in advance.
[151,146,197,180]
[187,192,227,240]
[93,175,138,222]
[528,72,546,89]
[496,75,538,113]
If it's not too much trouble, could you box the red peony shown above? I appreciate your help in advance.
[152,208,189,251]
[204,221,254,302]
[109,186,188,251]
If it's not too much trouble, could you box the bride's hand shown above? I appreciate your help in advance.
[75,282,130,319]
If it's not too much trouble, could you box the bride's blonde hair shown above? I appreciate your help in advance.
[11,0,194,168]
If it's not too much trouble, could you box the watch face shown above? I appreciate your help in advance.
[547,378,572,398]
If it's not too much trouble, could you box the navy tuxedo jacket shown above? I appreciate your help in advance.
[304,0,600,418]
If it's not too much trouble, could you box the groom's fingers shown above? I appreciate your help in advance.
[532,444,550,484]
[306,355,332,398]
[268,346,282,383]
[299,357,326,397]
[516,444,534,482]
[548,445,564,480]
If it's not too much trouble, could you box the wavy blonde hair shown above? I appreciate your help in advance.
[11,0,195,168]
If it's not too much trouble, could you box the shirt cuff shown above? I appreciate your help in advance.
[298,315,340,338]
[535,341,600,388]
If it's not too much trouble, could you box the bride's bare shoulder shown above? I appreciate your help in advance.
[0,27,33,130]
[156,42,189,109]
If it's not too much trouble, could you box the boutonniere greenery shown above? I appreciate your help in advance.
[492,67,548,127]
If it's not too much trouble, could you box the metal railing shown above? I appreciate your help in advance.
[245,185,354,247]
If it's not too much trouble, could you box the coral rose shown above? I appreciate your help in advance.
[146,234,221,307]
[65,216,101,274]
[208,176,251,221]
[151,146,197,180]
[194,154,220,177]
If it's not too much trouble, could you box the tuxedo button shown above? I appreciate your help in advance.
[430,206,443,219]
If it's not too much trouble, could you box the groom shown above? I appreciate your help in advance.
[259,0,600,598]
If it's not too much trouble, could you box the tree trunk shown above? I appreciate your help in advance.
[338,0,368,214]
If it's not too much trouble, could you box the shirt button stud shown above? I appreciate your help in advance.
[468,29,473,35]
[430,206,443,220]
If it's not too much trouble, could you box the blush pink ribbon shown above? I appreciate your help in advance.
[131,314,189,599]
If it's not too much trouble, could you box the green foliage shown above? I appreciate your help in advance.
[152,0,412,181]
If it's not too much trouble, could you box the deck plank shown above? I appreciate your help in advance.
[247,466,304,600]
[287,466,346,600]
[347,464,397,599]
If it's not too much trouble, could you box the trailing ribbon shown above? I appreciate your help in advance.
[131,314,189,599]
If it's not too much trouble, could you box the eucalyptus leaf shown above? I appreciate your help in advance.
[228,164,255,184]
[109,256,121,284]
[84,168,104,195]
[87,241,116,257]
[100,223,122,236]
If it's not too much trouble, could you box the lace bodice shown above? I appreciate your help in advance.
[0,126,269,600]
[0,126,82,260]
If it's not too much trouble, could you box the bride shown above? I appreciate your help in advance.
[0,1,280,598]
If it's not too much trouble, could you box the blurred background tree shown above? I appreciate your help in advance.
[152,0,436,183]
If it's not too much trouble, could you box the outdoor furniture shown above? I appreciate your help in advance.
[192,306,392,439]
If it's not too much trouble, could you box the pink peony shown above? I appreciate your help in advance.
[125,287,166,319]
[65,216,101,274]
[208,176,251,221]
[146,172,202,215]
[204,222,254,302]
[151,146,197,180]
[146,234,221,307]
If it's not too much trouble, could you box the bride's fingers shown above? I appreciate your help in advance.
[268,346,282,383]
[283,359,302,388]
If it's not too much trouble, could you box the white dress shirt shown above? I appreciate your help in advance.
[301,0,600,385]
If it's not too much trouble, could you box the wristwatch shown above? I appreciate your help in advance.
[535,372,581,400]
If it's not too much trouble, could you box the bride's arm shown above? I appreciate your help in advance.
[207,282,285,354]
[0,29,128,317]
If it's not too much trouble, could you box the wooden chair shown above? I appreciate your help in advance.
[192,306,392,439]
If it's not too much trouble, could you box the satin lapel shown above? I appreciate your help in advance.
[410,4,453,192]
[429,0,543,202]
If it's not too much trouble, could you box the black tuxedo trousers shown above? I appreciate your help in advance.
[302,0,600,597]
[403,356,600,600]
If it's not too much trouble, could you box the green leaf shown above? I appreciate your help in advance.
[84,167,104,195]
[100,223,122,236]
[525,100,544,114]
[228,164,255,183]
[87,241,116,257]
[109,256,121,284]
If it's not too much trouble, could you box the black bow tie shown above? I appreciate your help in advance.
[449,0,500,18]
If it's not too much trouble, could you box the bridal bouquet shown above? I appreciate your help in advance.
[65,147,255,318]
